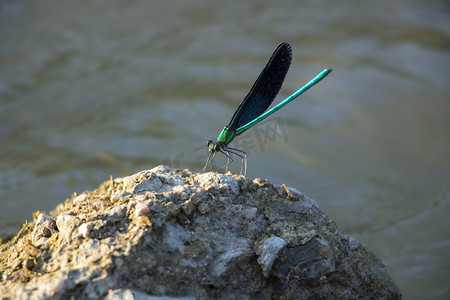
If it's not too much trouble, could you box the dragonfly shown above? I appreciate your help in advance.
[203,42,332,175]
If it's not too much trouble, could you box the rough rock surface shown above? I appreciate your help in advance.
[0,166,401,299]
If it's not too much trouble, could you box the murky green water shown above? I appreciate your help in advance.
[1,1,449,298]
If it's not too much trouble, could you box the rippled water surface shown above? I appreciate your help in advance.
[1,1,449,298]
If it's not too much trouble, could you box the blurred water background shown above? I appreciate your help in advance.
[1,1,449,298]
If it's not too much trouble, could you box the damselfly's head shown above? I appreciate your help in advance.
[203,140,218,172]
[206,140,220,153]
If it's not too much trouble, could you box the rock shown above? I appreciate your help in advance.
[73,193,89,203]
[31,214,58,247]
[211,238,252,277]
[106,289,196,300]
[56,214,79,241]
[257,236,287,278]
[0,166,402,299]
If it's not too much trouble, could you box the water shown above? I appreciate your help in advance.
[1,0,449,298]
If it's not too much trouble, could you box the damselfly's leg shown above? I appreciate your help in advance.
[218,149,234,173]
[226,147,247,176]
[225,150,233,172]
[202,152,216,173]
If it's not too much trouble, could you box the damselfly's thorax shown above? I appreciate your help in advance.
[217,126,236,145]
[206,126,237,153]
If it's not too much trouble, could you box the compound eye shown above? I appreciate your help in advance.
[206,140,211,147]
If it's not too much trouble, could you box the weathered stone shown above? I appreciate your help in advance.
[257,236,287,278]
[211,238,252,277]
[0,166,401,299]
[31,214,58,247]
[106,289,196,300]
[56,214,79,241]
[73,193,89,203]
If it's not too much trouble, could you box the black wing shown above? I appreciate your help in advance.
[228,42,292,130]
